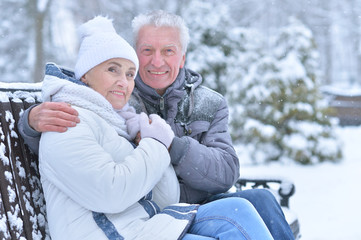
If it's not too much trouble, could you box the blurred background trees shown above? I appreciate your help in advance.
[1,0,360,85]
[227,18,342,164]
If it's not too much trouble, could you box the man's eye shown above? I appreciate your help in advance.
[142,48,152,55]
[164,49,175,56]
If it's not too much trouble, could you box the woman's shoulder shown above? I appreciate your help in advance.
[73,106,107,125]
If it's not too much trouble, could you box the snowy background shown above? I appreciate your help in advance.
[236,126,361,240]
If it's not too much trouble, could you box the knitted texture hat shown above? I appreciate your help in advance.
[74,16,139,80]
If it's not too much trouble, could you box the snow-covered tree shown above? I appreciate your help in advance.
[230,18,342,164]
[184,0,237,96]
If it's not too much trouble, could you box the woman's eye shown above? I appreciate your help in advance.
[108,66,121,74]
[127,72,135,78]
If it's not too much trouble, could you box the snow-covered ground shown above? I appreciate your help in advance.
[236,126,361,240]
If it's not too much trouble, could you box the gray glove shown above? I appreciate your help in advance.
[119,108,140,140]
[139,112,174,149]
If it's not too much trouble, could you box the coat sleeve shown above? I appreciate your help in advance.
[151,164,180,209]
[39,112,171,214]
[170,98,240,203]
[18,105,41,154]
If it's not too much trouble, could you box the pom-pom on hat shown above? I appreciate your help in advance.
[74,16,139,80]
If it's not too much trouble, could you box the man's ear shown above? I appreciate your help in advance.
[180,54,186,68]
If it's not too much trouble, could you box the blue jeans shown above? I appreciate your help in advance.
[182,197,273,240]
[206,189,294,240]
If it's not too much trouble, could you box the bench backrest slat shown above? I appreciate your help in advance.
[0,194,11,239]
[0,100,28,239]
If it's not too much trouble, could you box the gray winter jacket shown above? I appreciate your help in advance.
[18,67,240,204]
[129,68,239,203]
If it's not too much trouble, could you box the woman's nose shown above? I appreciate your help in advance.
[116,74,128,87]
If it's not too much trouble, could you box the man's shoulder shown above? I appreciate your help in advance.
[176,85,226,123]
[194,85,224,101]
[192,85,226,111]
[184,68,224,103]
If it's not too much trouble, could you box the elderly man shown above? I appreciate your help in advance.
[18,10,294,239]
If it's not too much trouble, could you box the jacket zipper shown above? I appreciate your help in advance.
[160,97,165,110]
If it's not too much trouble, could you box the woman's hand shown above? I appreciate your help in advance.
[119,109,140,140]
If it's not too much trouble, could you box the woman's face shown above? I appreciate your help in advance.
[81,58,136,110]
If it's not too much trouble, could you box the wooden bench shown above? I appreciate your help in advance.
[0,82,300,239]
[0,83,50,239]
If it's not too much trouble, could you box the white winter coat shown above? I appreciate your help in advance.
[38,63,196,240]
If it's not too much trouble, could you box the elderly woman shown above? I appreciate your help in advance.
[39,16,273,240]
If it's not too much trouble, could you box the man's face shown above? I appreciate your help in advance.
[136,25,186,95]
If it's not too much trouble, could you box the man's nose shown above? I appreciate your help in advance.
[151,51,164,67]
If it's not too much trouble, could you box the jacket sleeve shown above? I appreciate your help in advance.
[18,105,41,154]
[170,98,240,203]
[151,164,180,209]
[39,112,171,213]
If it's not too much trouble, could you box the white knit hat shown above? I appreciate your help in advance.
[74,16,139,80]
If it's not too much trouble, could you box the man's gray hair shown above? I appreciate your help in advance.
[132,10,190,54]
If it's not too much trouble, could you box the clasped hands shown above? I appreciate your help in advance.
[119,110,174,150]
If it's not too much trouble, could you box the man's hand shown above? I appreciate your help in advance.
[134,132,141,146]
[140,113,174,149]
[28,102,80,133]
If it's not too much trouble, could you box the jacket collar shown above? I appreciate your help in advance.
[134,68,202,103]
